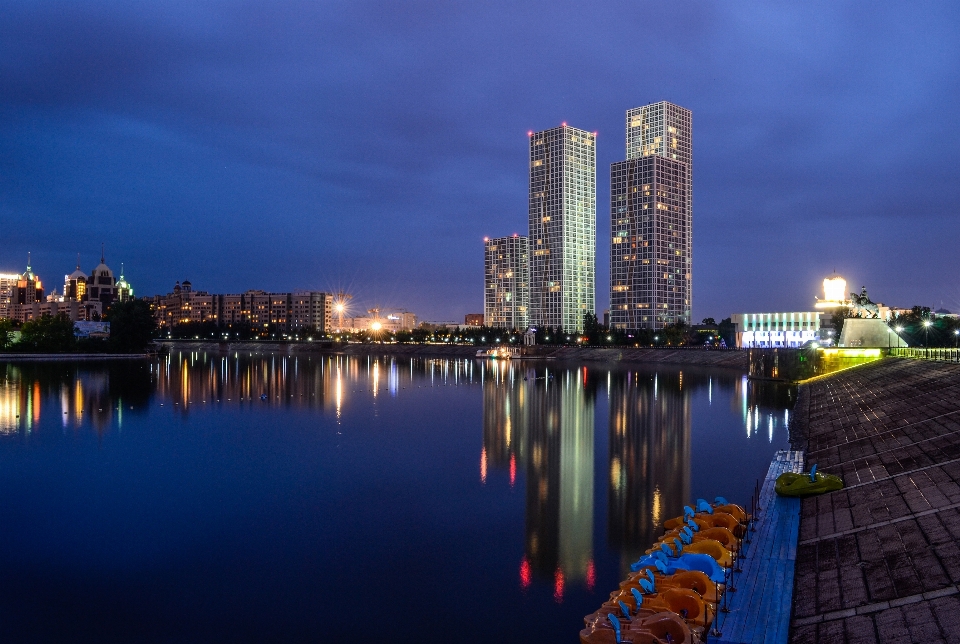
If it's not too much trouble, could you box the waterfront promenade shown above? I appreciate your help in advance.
[790,357,960,643]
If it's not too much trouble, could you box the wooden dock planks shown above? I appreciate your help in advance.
[713,450,803,644]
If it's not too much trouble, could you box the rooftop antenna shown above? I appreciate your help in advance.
[100,243,105,264]
[76,253,81,270]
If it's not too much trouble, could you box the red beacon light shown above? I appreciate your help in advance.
[527,131,533,136]
[562,122,567,127]
[483,236,489,242]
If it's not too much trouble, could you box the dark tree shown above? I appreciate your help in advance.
[0,318,14,351]
[19,314,77,352]
[718,318,737,348]
[106,300,158,353]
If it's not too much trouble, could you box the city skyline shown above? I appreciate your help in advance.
[2,2,960,321]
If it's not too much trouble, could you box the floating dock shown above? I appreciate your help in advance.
[711,450,804,644]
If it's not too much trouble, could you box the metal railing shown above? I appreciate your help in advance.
[890,347,960,363]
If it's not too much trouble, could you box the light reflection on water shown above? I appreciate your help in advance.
[0,352,794,641]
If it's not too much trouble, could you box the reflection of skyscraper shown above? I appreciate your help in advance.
[556,372,594,585]
[481,366,528,484]
[480,364,596,593]
[608,371,691,571]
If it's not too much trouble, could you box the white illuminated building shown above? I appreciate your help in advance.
[731,312,823,348]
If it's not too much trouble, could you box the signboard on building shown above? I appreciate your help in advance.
[74,321,110,339]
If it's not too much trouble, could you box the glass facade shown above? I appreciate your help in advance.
[484,235,530,329]
[528,125,596,332]
[611,102,692,329]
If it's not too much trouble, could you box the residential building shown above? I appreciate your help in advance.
[464,313,484,327]
[610,102,692,329]
[151,286,332,335]
[528,124,596,331]
[0,272,18,315]
[484,234,529,330]
[290,291,332,333]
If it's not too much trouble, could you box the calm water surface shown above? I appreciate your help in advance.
[0,352,794,642]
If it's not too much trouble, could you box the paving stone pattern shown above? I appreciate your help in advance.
[790,357,960,644]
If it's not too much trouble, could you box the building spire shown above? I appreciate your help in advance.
[100,243,105,264]
[76,253,81,270]
[26,251,31,271]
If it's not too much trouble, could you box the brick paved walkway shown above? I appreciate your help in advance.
[790,357,960,644]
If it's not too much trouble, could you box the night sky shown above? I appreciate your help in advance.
[2,1,959,322]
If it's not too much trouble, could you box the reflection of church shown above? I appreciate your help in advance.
[482,366,596,594]
[607,371,691,573]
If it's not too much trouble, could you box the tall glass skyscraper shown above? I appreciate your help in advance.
[484,234,529,330]
[528,125,596,332]
[610,102,692,329]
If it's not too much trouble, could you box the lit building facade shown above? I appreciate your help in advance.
[528,125,596,331]
[731,312,822,348]
[85,254,117,305]
[346,310,417,333]
[64,259,87,301]
[484,234,529,330]
[152,285,332,335]
[290,292,333,333]
[610,102,692,329]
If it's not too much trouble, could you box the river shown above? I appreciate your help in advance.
[0,351,793,642]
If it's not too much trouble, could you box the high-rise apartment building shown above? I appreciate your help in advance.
[528,125,596,332]
[484,234,529,330]
[610,102,692,329]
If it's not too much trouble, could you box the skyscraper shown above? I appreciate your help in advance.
[484,234,529,329]
[528,125,596,332]
[610,102,692,329]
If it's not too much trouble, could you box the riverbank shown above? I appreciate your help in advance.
[158,340,749,370]
[789,356,960,643]
[0,353,149,362]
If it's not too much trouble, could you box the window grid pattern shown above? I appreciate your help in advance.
[609,156,688,329]
[484,235,530,330]
[612,102,692,328]
[528,125,596,331]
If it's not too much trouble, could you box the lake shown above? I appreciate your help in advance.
[0,350,794,642]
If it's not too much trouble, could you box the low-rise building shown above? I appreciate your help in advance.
[151,285,332,335]
[347,310,417,333]
[730,312,823,348]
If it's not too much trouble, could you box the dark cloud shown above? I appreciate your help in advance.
[1,0,959,319]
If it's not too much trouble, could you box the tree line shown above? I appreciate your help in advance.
[0,300,157,353]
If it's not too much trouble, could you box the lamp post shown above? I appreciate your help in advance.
[923,319,932,348]
[954,329,959,349]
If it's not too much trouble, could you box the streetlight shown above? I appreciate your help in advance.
[954,329,959,349]
[923,319,932,348]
